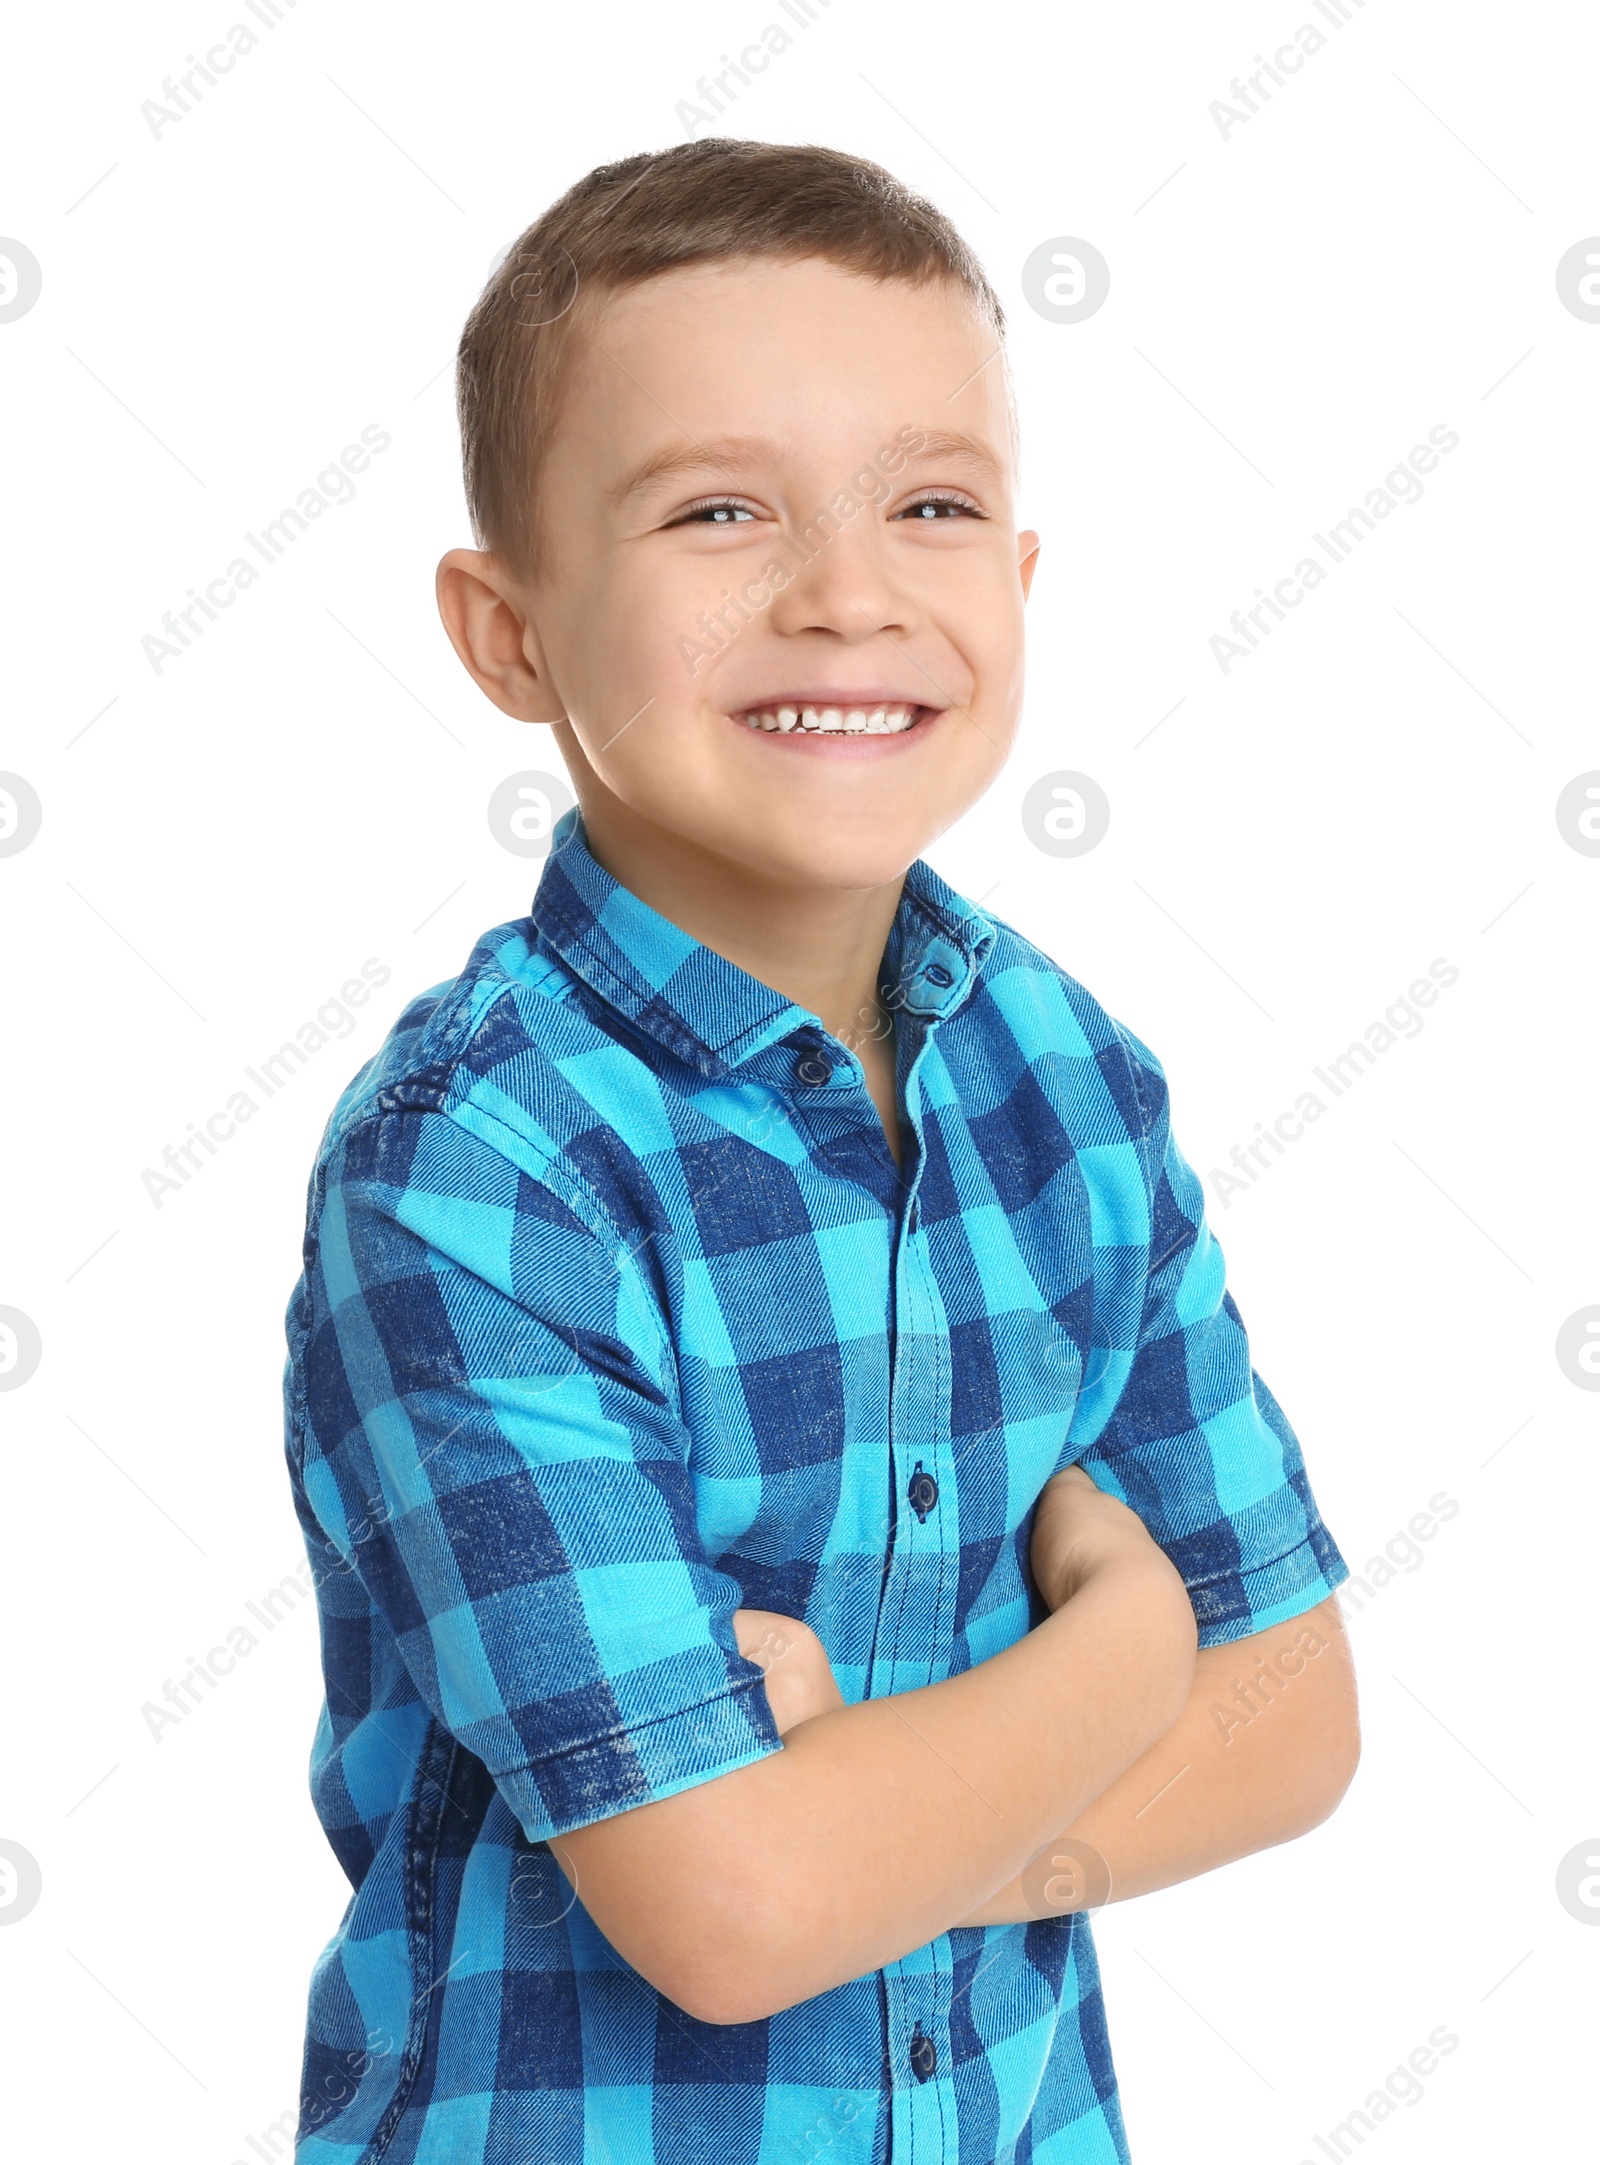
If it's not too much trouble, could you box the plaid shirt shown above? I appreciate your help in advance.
[283,807,1348,2163]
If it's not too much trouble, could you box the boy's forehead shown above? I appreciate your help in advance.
[558,257,1011,473]
[588,250,994,338]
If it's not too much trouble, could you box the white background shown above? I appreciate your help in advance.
[2,2,1596,2158]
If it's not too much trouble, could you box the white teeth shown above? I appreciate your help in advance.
[739,703,920,734]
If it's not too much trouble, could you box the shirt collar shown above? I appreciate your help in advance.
[527,806,997,1078]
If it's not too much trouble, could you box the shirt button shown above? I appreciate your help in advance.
[793,1051,832,1085]
[908,1464,938,1520]
[909,2023,937,2082]
[924,963,954,988]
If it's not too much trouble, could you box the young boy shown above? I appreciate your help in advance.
[282,139,1358,2163]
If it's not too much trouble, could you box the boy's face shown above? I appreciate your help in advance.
[450,255,1038,894]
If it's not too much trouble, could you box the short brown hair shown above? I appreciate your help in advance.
[454,138,1007,578]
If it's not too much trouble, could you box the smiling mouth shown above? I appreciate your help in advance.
[733,702,928,735]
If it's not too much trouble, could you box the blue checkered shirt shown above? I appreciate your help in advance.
[283,806,1349,2163]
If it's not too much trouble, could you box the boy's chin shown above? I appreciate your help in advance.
[719,825,934,895]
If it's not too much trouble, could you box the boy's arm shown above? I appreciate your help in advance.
[738,1495,1358,1932]
[550,1471,1196,2026]
[953,1593,1359,1925]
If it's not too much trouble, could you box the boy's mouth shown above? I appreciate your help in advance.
[731,701,930,735]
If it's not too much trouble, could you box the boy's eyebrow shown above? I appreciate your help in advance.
[610,435,786,507]
[611,427,1005,508]
[899,428,1005,479]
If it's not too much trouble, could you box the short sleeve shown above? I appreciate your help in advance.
[1066,1026,1350,1648]
[289,1103,784,1842]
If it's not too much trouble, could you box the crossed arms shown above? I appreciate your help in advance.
[550,1465,1360,2024]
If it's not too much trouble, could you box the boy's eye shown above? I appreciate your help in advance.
[896,492,983,520]
[670,498,758,526]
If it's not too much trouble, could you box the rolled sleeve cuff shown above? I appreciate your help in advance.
[1187,1524,1352,1650]
[498,1674,787,1844]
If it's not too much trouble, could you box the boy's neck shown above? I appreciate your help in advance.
[576,792,904,1054]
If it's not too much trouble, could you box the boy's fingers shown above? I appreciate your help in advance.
[1043,1464,1096,1495]
[732,1605,805,1664]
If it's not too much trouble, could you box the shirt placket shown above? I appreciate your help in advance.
[871,1011,959,2165]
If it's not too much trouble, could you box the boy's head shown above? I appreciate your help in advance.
[438,139,1038,899]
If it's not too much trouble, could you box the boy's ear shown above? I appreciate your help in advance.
[1017,528,1041,601]
[435,549,565,725]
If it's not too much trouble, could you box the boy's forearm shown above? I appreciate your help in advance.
[953,1596,1360,1926]
[709,1558,1195,2018]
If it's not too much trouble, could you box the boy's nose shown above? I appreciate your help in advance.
[764,522,917,645]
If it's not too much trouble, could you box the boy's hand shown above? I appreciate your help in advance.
[734,1608,847,1737]
[1030,1464,1191,1621]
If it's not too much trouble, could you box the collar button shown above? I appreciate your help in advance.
[924,963,954,988]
